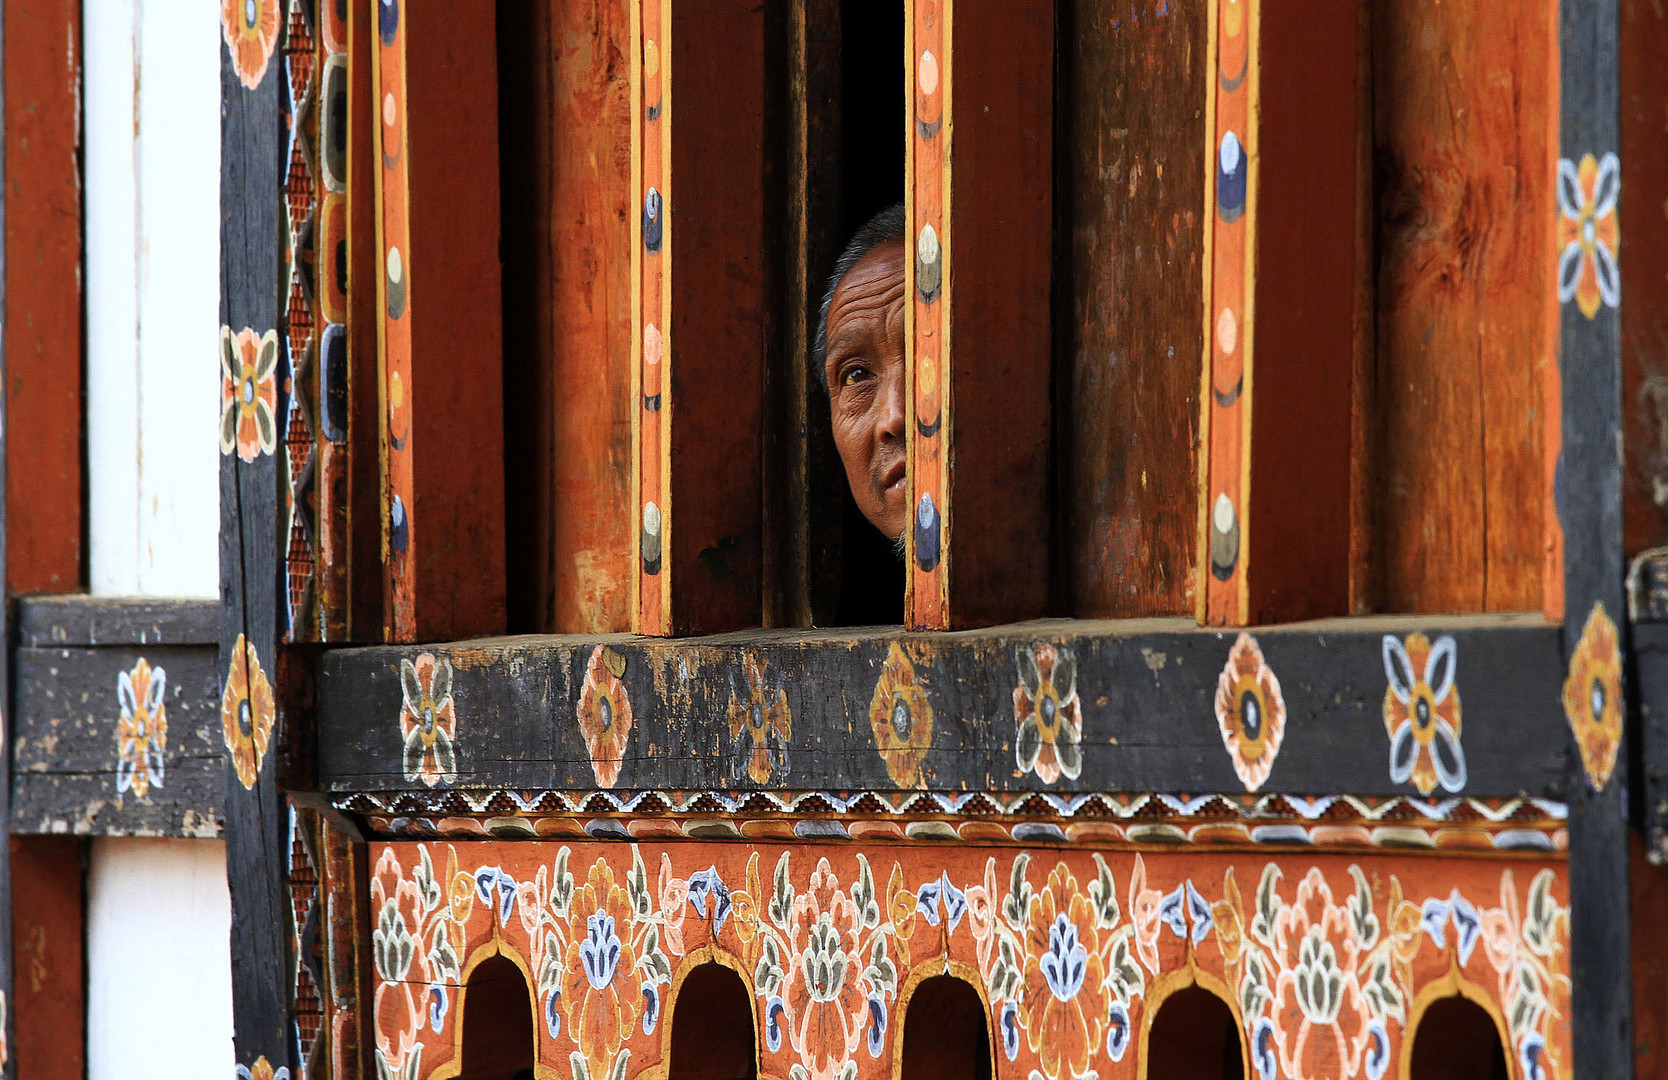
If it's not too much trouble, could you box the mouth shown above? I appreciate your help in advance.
[879,461,907,498]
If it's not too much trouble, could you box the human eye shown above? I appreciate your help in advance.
[840,360,875,388]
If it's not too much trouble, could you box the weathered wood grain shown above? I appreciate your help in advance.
[11,644,222,837]
[1056,0,1204,619]
[3,0,80,595]
[905,0,1053,630]
[10,837,83,1080]
[1371,0,1556,614]
[15,595,218,649]
[500,0,634,635]
[317,614,1568,800]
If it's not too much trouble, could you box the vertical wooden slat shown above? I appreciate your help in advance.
[0,4,18,1070]
[1370,0,1556,615]
[374,4,506,643]
[1197,0,1364,627]
[10,837,82,1080]
[1621,0,1668,559]
[4,0,80,596]
[218,0,292,1074]
[632,0,772,637]
[905,0,1052,631]
[1055,0,1205,618]
[1557,0,1632,1075]
[320,811,366,1080]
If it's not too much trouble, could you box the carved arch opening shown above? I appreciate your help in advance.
[669,961,757,1080]
[1407,994,1508,1080]
[1143,983,1244,1080]
[899,973,993,1080]
[460,953,537,1080]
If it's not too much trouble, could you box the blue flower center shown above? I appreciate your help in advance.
[1040,913,1087,1000]
[579,911,621,989]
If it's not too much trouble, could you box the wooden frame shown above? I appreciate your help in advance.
[904,0,1053,631]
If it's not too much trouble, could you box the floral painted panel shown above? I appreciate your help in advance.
[369,842,1568,1080]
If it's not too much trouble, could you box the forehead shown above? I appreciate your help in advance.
[827,240,907,338]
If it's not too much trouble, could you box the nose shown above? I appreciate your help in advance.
[878,360,906,444]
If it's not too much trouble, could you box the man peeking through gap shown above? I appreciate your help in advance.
[816,202,909,548]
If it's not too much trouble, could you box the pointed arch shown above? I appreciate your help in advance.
[898,972,993,1080]
[668,961,757,1080]
[460,953,537,1080]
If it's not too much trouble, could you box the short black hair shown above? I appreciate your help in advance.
[813,201,907,395]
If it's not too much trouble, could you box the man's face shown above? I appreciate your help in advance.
[824,240,908,540]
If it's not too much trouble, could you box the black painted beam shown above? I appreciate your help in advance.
[317,614,1569,800]
[1558,0,1632,1075]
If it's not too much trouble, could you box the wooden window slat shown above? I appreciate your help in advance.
[374,5,508,642]
[906,0,1053,631]
[1197,0,1365,627]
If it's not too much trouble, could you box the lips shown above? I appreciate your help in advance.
[879,460,907,497]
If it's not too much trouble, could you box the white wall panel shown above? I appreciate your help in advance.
[87,838,234,1080]
[86,0,221,597]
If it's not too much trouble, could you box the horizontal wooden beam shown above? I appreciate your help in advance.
[318,613,1568,800]
[15,595,218,648]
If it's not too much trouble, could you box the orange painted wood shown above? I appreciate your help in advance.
[502,0,633,635]
[1371,0,1557,615]
[1622,0,1668,560]
[905,0,1052,631]
[633,0,772,636]
[1057,0,1205,618]
[1198,0,1364,626]
[375,5,506,642]
[1632,834,1668,1079]
[10,837,84,1080]
[343,0,382,639]
[5,0,82,594]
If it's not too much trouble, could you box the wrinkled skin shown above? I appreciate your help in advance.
[824,241,908,540]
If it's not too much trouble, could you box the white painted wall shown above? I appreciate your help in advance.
[85,0,221,597]
[82,5,233,1077]
[87,839,235,1080]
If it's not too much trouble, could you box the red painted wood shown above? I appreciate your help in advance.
[4,0,82,595]
[634,0,771,636]
[10,837,83,1080]
[906,0,1053,631]
[377,5,506,642]
[1199,0,1363,626]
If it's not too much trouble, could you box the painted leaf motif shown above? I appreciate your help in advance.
[569,1051,591,1080]
[1524,870,1559,958]
[1004,852,1033,930]
[1088,853,1121,929]
[609,1049,631,1080]
[551,847,574,918]
[1252,864,1282,948]
[1348,865,1380,949]
[628,846,652,918]
[865,934,898,997]
[415,847,441,913]
[770,852,794,929]
[1240,950,1272,1022]
[853,854,881,930]
[1106,928,1145,1005]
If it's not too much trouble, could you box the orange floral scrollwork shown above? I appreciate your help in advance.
[1563,602,1623,791]
[868,642,934,788]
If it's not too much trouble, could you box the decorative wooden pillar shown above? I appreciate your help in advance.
[632,0,772,636]
[1555,0,1632,1075]
[217,0,292,1075]
[904,0,1053,631]
[1196,0,1365,627]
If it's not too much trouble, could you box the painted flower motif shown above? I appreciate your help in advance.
[1214,633,1286,792]
[1270,869,1372,1080]
[399,653,457,787]
[221,0,282,90]
[221,634,276,790]
[234,1057,290,1080]
[1381,633,1465,795]
[1563,602,1623,790]
[1013,642,1083,783]
[1128,853,1165,975]
[1021,864,1108,1079]
[116,658,167,804]
[868,641,934,787]
[563,859,641,1077]
[786,858,868,1077]
[219,327,279,462]
[1556,152,1620,319]
[727,654,791,785]
[577,646,634,788]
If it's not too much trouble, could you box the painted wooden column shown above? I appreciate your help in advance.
[1196,0,1365,627]
[1554,0,1632,1075]
[218,0,294,1075]
[0,3,14,1070]
[373,3,506,644]
[904,0,1053,631]
[631,0,772,637]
